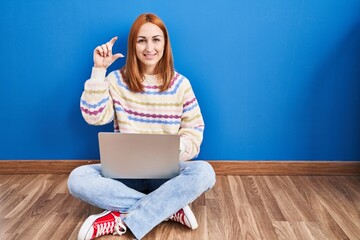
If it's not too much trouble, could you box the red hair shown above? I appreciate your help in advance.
[124,13,174,92]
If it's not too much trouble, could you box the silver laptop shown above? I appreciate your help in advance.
[98,132,180,179]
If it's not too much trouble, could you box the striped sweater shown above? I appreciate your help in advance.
[80,67,205,161]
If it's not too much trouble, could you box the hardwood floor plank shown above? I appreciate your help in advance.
[328,176,360,217]
[290,176,350,240]
[254,176,286,222]
[272,221,299,240]
[308,177,360,239]
[16,211,59,240]
[228,176,251,207]
[305,222,333,240]
[263,176,304,221]
[343,177,360,216]
[228,176,262,239]
[206,176,241,240]
[242,176,279,239]
[5,175,51,218]
[290,222,316,240]
[271,176,317,222]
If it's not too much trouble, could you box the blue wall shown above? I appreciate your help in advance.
[1,1,359,160]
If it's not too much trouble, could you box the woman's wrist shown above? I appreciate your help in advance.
[93,65,106,70]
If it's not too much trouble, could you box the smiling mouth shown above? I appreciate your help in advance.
[144,53,157,59]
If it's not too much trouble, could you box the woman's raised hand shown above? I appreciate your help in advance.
[93,36,124,69]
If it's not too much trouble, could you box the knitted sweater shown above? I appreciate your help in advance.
[80,67,205,161]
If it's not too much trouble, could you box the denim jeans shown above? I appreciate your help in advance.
[67,161,216,239]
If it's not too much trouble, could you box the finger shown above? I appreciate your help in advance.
[109,36,118,46]
[101,44,108,57]
[107,37,118,56]
[105,42,112,57]
[95,46,104,56]
[113,53,124,60]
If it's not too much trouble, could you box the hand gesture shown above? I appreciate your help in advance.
[93,36,124,69]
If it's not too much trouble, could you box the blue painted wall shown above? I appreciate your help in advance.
[1,1,359,160]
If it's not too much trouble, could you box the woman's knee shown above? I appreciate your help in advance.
[199,161,216,189]
[67,166,82,195]
[67,164,101,195]
[186,161,216,190]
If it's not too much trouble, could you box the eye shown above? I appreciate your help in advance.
[153,38,161,42]
[137,39,146,43]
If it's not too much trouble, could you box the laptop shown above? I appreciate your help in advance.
[98,132,180,179]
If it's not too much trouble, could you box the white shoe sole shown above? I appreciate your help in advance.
[183,205,198,229]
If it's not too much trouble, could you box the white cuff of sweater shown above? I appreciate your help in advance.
[91,67,107,81]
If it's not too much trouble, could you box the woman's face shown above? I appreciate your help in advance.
[136,22,165,74]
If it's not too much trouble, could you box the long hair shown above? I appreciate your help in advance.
[124,13,174,93]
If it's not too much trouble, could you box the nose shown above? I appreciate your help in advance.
[145,41,154,52]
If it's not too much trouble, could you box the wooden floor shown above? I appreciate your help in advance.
[1,174,360,240]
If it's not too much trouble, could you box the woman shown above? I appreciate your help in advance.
[68,13,216,240]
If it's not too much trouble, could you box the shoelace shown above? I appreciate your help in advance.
[112,213,127,236]
[170,211,185,225]
[95,213,127,237]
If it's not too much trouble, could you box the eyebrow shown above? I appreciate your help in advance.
[137,35,163,39]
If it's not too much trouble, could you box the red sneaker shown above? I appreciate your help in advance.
[169,205,198,229]
[77,210,126,240]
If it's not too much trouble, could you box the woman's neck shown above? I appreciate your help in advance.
[142,64,156,75]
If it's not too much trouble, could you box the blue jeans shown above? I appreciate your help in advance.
[67,161,216,239]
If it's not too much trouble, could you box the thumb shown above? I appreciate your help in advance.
[113,53,124,60]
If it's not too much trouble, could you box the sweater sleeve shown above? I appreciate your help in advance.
[80,67,114,125]
[178,79,205,161]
